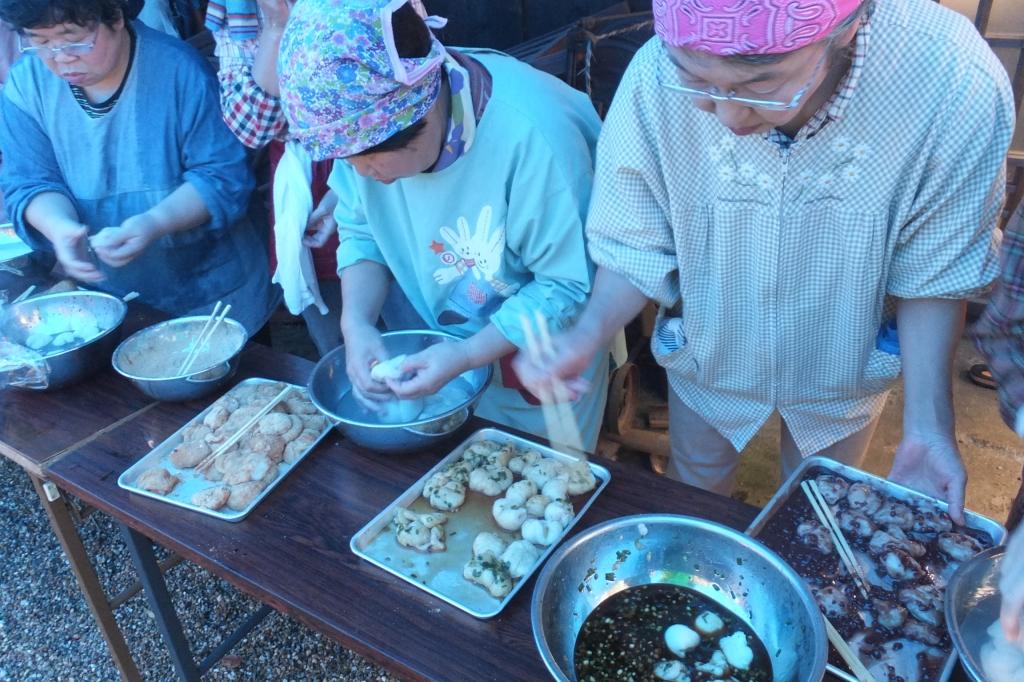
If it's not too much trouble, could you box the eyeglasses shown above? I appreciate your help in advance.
[18,31,98,59]
[656,44,828,112]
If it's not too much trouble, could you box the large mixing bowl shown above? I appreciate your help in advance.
[112,316,247,402]
[532,514,828,681]
[1,290,126,390]
[308,329,491,453]
[945,545,1007,682]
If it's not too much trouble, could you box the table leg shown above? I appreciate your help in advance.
[28,474,142,682]
[117,523,202,682]
[117,523,272,680]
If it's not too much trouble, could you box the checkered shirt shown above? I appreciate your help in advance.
[586,0,1015,455]
[973,200,1024,428]
[212,25,287,148]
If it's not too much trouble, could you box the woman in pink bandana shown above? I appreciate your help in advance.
[517,0,1015,518]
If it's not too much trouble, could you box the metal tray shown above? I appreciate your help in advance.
[746,456,1006,682]
[118,378,333,522]
[350,427,611,619]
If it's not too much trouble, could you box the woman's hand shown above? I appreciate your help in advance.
[303,190,338,248]
[387,341,470,399]
[511,325,596,403]
[50,222,104,283]
[342,320,392,401]
[91,213,163,267]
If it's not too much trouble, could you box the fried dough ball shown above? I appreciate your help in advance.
[221,405,261,433]
[284,396,318,415]
[301,414,329,432]
[211,395,240,413]
[181,422,213,443]
[226,467,277,511]
[258,412,292,436]
[202,404,231,429]
[253,382,287,400]
[137,467,179,495]
[224,452,275,486]
[169,440,211,469]
[191,486,230,510]
[246,432,286,463]
[283,429,319,464]
[468,464,514,496]
[280,414,303,442]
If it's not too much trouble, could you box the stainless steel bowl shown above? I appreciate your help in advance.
[307,329,492,453]
[946,545,1007,682]
[531,514,828,681]
[112,316,247,402]
[1,290,126,390]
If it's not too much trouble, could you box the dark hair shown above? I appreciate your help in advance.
[352,2,436,156]
[0,0,142,31]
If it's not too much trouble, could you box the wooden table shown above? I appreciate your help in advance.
[45,342,762,681]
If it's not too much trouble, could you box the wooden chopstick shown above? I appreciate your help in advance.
[519,313,585,461]
[822,616,875,682]
[177,301,221,375]
[13,284,36,303]
[801,480,871,599]
[194,384,294,475]
[531,311,585,458]
[180,303,232,376]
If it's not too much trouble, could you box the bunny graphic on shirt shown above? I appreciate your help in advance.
[432,205,519,325]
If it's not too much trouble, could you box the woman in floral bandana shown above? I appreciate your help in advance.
[278,0,609,448]
[516,0,1015,518]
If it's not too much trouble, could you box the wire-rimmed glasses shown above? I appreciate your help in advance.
[18,31,98,60]
[656,43,828,112]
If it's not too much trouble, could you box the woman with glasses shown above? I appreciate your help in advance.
[0,0,275,333]
[515,0,1015,519]
[276,0,610,448]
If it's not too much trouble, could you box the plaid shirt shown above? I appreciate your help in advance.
[212,26,286,148]
[973,200,1024,428]
[586,0,1014,455]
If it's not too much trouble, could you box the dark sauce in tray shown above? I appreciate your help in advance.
[573,584,772,682]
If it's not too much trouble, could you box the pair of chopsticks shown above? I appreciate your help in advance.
[12,284,35,303]
[801,479,875,682]
[177,302,232,376]
[519,311,585,461]
[801,479,871,598]
[194,384,294,475]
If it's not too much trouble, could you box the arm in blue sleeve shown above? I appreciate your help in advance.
[328,162,386,272]
[0,92,76,251]
[178,63,255,231]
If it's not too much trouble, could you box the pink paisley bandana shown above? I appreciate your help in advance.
[653,0,862,55]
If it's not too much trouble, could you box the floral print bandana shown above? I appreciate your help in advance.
[278,0,447,160]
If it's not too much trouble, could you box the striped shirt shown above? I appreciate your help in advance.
[586,0,1015,455]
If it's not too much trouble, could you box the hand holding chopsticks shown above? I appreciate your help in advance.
[520,311,586,461]
[177,302,232,376]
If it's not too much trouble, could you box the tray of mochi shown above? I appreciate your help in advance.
[350,428,611,618]
[118,378,333,521]
[746,456,1005,682]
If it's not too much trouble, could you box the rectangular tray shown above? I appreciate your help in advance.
[746,456,1006,682]
[350,427,611,619]
[118,378,333,522]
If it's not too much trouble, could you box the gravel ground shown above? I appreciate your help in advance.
[0,445,398,681]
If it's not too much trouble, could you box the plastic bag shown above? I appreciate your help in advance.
[0,339,49,389]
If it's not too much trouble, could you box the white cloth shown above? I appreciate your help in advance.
[272,141,327,315]
[138,0,180,38]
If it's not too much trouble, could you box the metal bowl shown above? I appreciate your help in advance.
[531,514,828,681]
[307,329,492,453]
[112,316,247,402]
[1,290,127,390]
[945,545,1007,682]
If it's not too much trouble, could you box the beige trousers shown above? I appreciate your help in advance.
[666,388,880,496]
